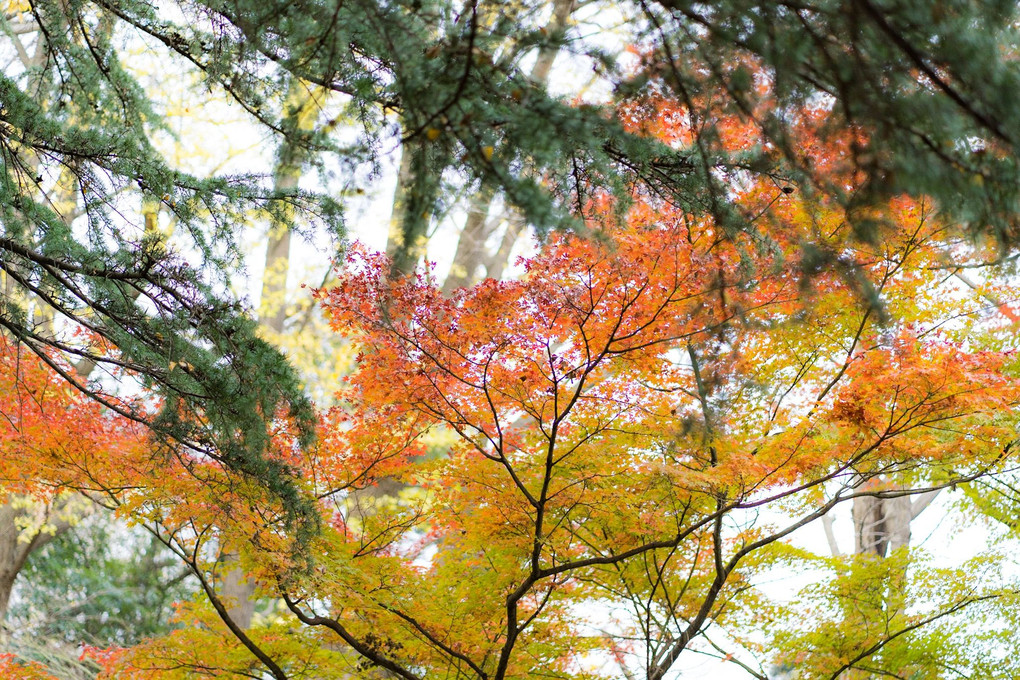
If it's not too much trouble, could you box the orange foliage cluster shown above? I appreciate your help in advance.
[289,178,1019,677]
[0,335,313,580]
[0,338,149,500]
[0,655,60,680]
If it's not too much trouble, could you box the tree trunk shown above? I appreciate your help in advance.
[441,187,497,294]
[386,141,436,277]
[441,0,573,291]
[260,82,323,334]
[388,0,575,284]
[851,489,914,557]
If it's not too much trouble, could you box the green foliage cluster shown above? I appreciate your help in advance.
[771,550,1020,679]
[5,515,194,679]
[10,516,192,647]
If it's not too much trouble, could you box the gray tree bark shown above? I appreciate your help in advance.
[851,493,913,557]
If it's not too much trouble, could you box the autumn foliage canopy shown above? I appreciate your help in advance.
[5,177,1020,680]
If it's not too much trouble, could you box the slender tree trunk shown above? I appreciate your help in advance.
[440,0,573,291]
[483,216,526,281]
[0,503,26,630]
[260,82,323,333]
[530,0,574,85]
[851,488,916,557]
[387,0,575,283]
[386,141,437,277]
[441,187,496,294]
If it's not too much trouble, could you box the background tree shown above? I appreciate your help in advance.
[5,517,193,680]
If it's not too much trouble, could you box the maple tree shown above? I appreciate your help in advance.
[305,198,1020,680]
[28,175,1012,679]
